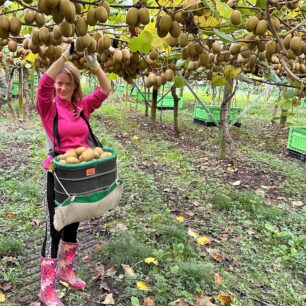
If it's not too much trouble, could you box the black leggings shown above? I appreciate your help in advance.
[41,171,79,258]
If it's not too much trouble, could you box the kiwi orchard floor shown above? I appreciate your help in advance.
[0,95,305,306]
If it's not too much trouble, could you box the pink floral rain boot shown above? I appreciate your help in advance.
[40,257,65,306]
[56,240,86,290]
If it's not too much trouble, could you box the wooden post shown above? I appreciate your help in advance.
[219,78,235,160]
[18,67,23,120]
[151,87,158,122]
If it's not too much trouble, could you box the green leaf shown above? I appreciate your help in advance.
[203,0,216,13]
[131,297,141,306]
[224,65,241,78]
[212,75,228,86]
[141,30,153,43]
[264,223,276,233]
[213,29,236,43]
[279,99,292,110]
[269,70,281,83]
[128,37,151,53]
[174,75,184,88]
[215,0,234,18]
[128,31,153,53]
[175,59,186,69]
[256,0,267,9]
[107,73,119,81]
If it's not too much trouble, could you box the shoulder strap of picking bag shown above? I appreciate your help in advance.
[47,102,103,156]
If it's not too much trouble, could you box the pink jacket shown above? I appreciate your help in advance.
[37,73,108,167]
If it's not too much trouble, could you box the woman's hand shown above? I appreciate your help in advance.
[61,42,75,61]
[84,49,100,72]
[47,42,74,79]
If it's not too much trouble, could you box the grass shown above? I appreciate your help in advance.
[0,236,24,257]
[0,91,305,305]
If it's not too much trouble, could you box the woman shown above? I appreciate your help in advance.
[37,46,111,306]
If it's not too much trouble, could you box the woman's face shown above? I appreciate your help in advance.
[54,73,75,101]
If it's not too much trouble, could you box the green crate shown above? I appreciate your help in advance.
[12,81,19,96]
[287,126,306,155]
[136,92,152,102]
[157,95,183,109]
[193,105,242,126]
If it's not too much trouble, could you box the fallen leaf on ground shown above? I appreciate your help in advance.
[59,280,69,288]
[197,236,211,245]
[143,297,156,306]
[3,213,16,219]
[176,216,185,222]
[206,248,223,262]
[122,264,136,277]
[0,292,6,302]
[196,296,217,306]
[192,200,200,206]
[130,135,139,141]
[226,166,234,172]
[188,228,200,239]
[171,298,189,305]
[102,293,115,305]
[136,281,149,291]
[255,189,265,197]
[31,219,41,226]
[231,180,241,186]
[214,273,223,284]
[291,200,303,207]
[186,210,195,217]
[222,227,232,234]
[105,267,117,277]
[216,293,234,305]
[115,223,128,231]
[2,257,18,265]
[0,281,12,292]
[144,257,158,265]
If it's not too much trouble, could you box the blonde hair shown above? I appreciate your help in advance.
[58,62,83,102]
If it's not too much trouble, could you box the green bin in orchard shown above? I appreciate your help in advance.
[193,105,242,127]
[287,126,306,161]
[136,92,152,102]
[157,95,184,110]
[12,81,19,97]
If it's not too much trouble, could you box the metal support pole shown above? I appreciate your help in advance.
[177,73,220,127]
[229,87,268,128]
[133,81,149,104]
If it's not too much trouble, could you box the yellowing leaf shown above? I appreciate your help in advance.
[143,22,165,50]
[196,15,221,27]
[144,257,158,265]
[188,228,200,239]
[131,135,139,141]
[197,236,211,245]
[214,273,223,284]
[136,281,149,291]
[121,264,136,277]
[176,216,185,222]
[224,65,242,78]
[23,51,37,64]
[0,292,6,303]
[215,0,234,18]
[216,293,234,305]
